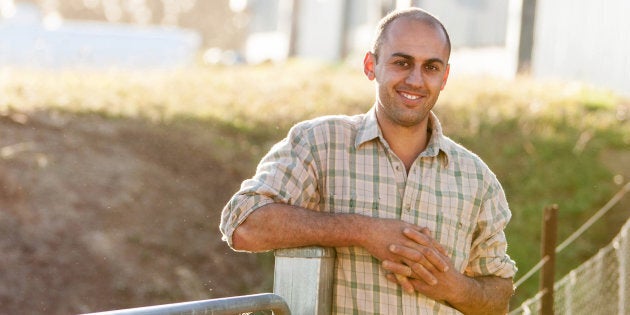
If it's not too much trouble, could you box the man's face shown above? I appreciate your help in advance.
[364,17,450,128]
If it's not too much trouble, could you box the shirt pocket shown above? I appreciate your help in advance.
[324,183,399,220]
[324,190,375,215]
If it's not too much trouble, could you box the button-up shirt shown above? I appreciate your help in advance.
[220,108,517,314]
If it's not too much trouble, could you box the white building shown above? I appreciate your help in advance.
[0,2,201,69]
[244,0,629,96]
[244,0,519,79]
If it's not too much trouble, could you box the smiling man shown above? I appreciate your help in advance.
[220,7,517,314]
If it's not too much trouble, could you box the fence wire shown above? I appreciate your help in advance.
[510,217,630,315]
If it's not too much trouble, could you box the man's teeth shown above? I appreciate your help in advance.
[401,92,420,100]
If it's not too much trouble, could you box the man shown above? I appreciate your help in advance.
[220,7,517,314]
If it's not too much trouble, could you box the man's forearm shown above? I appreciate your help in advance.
[447,276,513,315]
[231,203,364,252]
[231,203,429,265]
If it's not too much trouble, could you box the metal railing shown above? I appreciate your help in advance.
[81,293,290,315]
[82,246,335,315]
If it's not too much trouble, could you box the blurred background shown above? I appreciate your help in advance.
[0,0,629,314]
[1,0,628,95]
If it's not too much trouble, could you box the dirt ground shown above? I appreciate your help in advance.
[0,109,272,314]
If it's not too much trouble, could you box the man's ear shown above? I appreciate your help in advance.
[440,64,450,90]
[363,52,376,80]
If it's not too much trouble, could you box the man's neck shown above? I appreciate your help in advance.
[377,114,431,173]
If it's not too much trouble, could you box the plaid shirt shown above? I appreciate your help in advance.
[220,108,517,314]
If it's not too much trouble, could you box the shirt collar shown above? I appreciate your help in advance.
[355,106,381,148]
[355,107,450,166]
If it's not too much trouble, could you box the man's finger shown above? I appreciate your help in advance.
[395,273,415,294]
[383,260,438,286]
[405,228,449,256]
[389,243,450,272]
[384,269,415,294]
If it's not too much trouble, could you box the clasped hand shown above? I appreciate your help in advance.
[358,217,462,300]
[382,228,462,300]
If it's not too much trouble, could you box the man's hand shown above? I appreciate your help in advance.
[382,228,513,315]
[357,218,438,263]
[381,228,451,293]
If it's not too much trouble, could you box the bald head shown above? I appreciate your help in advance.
[371,8,451,61]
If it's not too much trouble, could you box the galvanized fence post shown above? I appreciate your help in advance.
[273,246,335,315]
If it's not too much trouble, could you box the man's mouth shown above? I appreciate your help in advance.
[400,91,421,100]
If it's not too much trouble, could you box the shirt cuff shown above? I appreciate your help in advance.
[220,194,275,249]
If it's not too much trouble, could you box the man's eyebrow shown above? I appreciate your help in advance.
[390,52,446,65]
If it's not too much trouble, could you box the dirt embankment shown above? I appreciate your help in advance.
[0,110,271,314]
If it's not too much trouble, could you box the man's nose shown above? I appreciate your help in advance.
[405,66,424,87]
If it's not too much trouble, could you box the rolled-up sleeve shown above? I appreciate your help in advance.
[465,179,518,279]
[219,123,321,249]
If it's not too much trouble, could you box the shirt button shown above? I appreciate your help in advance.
[395,165,402,172]
[404,203,411,211]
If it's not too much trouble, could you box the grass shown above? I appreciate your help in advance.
[2,62,628,307]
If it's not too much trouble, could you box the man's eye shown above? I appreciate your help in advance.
[394,61,410,67]
[425,65,439,71]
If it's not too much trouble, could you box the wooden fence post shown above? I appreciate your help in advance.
[540,204,559,315]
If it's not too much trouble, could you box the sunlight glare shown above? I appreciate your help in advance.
[229,0,247,13]
[0,0,16,19]
[43,11,63,30]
